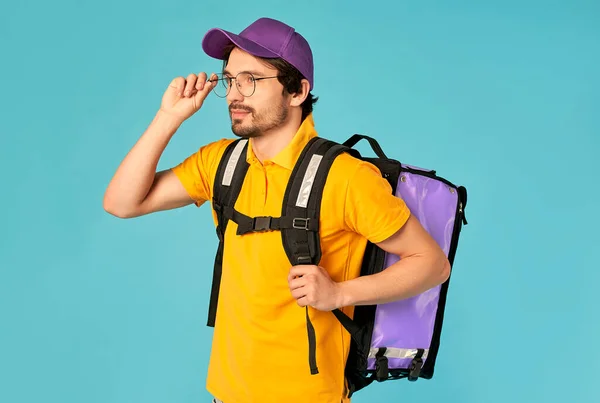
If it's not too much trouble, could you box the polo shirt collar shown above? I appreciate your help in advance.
[246,113,318,170]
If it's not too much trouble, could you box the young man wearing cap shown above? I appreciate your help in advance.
[104,17,450,403]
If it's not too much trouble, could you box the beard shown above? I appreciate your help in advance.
[229,99,289,138]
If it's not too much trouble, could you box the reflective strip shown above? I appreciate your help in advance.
[296,154,323,208]
[368,347,429,360]
[222,140,248,186]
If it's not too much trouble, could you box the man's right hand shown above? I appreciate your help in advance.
[159,72,218,123]
[104,72,218,218]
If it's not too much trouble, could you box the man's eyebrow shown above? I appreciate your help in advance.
[222,69,268,77]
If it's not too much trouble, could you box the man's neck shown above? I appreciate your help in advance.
[251,114,303,162]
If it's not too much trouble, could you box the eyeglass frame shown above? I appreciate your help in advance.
[208,71,285,98]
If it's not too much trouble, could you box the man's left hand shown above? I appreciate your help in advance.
[288,265,343,311]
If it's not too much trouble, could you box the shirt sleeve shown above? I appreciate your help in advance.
[344,160,411,243]
[170,138,232,207]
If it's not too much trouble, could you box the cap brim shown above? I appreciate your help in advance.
[202,28,280,60]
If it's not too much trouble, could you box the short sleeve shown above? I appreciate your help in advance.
[170,139,232,207]
[344,161,411,243]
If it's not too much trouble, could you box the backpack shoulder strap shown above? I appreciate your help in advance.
[279,136,354,376]
[280,137,352,266]
[206,138,249,327]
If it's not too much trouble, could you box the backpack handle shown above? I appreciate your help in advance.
[342,134,388,159]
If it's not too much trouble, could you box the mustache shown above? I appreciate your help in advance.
[229,104,254,114]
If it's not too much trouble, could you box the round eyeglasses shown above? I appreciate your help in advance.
[208,72,282,98]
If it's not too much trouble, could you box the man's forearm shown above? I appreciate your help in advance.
[338,253,450,307]
[103,110,182,215]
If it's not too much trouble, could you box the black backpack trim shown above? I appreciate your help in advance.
[207,138,250,327]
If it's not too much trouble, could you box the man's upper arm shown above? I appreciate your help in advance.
[138,169,199,214]
[343,159,447,265]
[343,160,411,244]
[374,213,443,260]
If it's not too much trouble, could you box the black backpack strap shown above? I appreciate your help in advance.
[285,135,372,346]
[280,137,350,265]
[280,137,352,375]
[207,138,249,327]
[342,134,388,159]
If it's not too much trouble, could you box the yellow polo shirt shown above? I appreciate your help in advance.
[171,114,410,403]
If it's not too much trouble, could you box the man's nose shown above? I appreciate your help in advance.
[226,82,244,103]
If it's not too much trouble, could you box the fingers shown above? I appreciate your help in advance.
[289,267,309,305]
[290,286,307,301]
[195,72,208,91]
[288,265,314,282]
[289,275,308,290]
[169,73,213,98]
[183,73,198,97]
[296,296,309,307]
[193,73,217,107]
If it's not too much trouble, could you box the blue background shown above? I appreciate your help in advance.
[1,0,598,402]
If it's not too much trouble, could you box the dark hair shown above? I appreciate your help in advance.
[222,45,318,121]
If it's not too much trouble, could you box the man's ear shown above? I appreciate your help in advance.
[289,78,310,107]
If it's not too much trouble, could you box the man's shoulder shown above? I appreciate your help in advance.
[192,137,240,170]
[328,150,383,184]
[199,137,238,157]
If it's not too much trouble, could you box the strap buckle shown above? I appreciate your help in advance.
[297,255,312,265]
[375,355,389,381]
[408,357,423,381]
[253,216,272,232]
[293,218,310,230]
[374,347,389,381]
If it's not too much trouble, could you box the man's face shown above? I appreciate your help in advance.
[223,48,289,138]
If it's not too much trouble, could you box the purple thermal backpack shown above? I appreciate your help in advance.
[207,134,468,398]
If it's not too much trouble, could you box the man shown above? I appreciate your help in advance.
[103,17,450,403]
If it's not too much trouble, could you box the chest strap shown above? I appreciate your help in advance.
[214,204,320,234]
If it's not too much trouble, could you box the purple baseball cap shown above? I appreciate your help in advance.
[201,17,314,90]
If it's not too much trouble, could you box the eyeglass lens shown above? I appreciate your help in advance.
[212,72,256,98]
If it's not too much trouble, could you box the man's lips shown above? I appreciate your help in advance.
[231,110,251,119]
